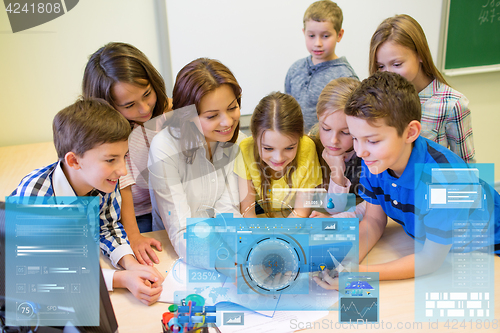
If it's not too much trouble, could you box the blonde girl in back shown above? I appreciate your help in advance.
[309,77,366,219]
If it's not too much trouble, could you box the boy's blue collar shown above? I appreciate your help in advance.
[306,55,345,68]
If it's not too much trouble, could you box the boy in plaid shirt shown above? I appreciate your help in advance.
[11,98,164,305]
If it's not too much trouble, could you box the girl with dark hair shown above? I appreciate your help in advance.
[83,42,171,265]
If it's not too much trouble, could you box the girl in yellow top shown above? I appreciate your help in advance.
[235,92,322,218]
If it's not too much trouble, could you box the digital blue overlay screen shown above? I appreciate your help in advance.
[339,272,379,323]
[414,164,496,322]
[181,213,359,311]
[5,196,100,327]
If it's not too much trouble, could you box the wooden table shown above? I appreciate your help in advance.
[100,231,176,332]
[2,142,499,332]
[0,142,57,198]
[100,224,500,333]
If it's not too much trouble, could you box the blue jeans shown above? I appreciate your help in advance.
[136,213,153,233]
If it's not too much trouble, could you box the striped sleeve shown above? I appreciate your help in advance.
[11,163,57,197]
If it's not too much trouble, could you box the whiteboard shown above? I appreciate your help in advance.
[165,0,443,115]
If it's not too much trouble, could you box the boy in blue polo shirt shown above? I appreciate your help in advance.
[11,98,164,305]
[285,0,358,132]
[343,72,499,281]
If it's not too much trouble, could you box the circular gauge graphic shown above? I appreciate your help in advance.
[217,247,229,261]
[17,302,36,320]
[246,238,299,291]
[170,259,186,284]
[192,221,211,238]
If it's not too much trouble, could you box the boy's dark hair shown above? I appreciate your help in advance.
[303,0,343,33]
[344,71,421,137]
[53,98,131,159]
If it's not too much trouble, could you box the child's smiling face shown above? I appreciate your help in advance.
[346,116,415,178]
[111,80,157,125]
[69,140,129,196]
[258,130,299,175]
[375,41,429,91]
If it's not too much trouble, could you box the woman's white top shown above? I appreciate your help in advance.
[148,125,243,258]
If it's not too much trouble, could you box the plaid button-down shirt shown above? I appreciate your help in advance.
[10,161,133,267]
[419,79,475,163]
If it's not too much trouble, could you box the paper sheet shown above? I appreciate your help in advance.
[215,303,328,333]
[159,259,279,312]
[159,259,336,332]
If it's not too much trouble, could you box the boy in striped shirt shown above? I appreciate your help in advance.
[341,72,499,282]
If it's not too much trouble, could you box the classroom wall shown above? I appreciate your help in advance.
[1,0,499,179]
[0,0,172,146]
[165,0,445,115]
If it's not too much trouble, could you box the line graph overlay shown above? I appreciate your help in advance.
[340,297,378,322]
